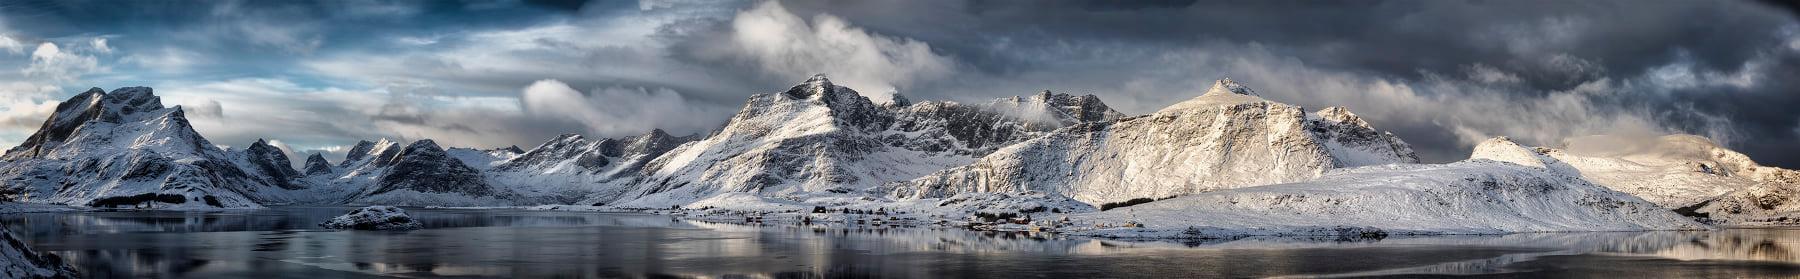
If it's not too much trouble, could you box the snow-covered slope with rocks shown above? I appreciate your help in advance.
[319,206,423,230]
[1066,161,1704,238]
[486,130,696,204]
[226,139,305,190]
[347,140,520,206]
[0,87,279,208]
[1476,135,1800,225]
[446,146,523,171]
[1,225,78,278]
[597,75,1125,208]
[890,79,1418,206]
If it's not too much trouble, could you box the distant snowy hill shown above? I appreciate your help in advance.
[1474,135,1800,225]
[485,130,695,204]
[1067,160,1703,238]
[890,79,1419,206]
[0,87,282,208]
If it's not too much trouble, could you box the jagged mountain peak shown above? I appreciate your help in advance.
[3,86,211,161]
[1314,106,1372,129]
[1157,78,1274,114]
[0,86,278,208]
[1206,78,1254,96]
[235,138,304,189]
[304,152,333,176]
[783,73,851,100]
[403,139,445,154]
[805,73,831,84]
[985,90,1126,126]
[341,138,404,168]
[360,138,500,203]
[887,93,913,107]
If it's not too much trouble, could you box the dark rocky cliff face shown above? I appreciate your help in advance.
[369,140,495,197]
[303,153,333,176]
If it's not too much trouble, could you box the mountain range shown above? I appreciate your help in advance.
[2,75,1794,237]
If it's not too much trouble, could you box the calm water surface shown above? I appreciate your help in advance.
[5,207,1800,278]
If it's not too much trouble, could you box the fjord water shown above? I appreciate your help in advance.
[4,207,1800,278]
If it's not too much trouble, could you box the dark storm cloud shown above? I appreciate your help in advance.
[714,0,1800,167]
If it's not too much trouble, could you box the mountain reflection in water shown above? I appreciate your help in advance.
[4,207,1800,278]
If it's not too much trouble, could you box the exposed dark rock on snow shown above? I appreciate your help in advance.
[1,225,78,278]
[303,153,333,176]
[319,206,423,230]
[360,140,504,201]
[231,139,304,190]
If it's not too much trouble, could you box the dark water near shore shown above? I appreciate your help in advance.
[5,207,1800,278]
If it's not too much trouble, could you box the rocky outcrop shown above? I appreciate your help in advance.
[303,153,333,176]
[1,225,78,278]
[318,206,423,230]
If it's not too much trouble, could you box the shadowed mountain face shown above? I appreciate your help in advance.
[303,153,333,176]
[369,140,493,197]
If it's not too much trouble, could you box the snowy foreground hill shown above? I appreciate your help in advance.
[3,76,1794,238]
[1470,135,1800,226]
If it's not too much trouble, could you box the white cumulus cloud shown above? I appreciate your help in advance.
[520,79,721,137]
[22,42,100,82]
[721,1,955,103]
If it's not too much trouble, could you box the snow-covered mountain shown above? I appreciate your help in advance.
[227,139,305,190]
[349,140,516,206]
[0,87,278,208]
[890,79,1419,206]
[447,145,523,171]
[1,80,1778,237]
[302,153,333,176]
[1067,160,1704,238]
[598,74,1126,207]
[1472,135,1800,225]
[484,130,695,203]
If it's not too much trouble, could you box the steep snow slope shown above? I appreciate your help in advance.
[446,146,523,171]
[890,79,1418,206]
[1067,161,1704,238]
[2,225,78,278]
[0,87,278,208]
[600,75,1125,207]
[487,130,695,203]
[1477,135,1800,225]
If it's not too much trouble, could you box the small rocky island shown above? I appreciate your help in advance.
[320,206,425,230]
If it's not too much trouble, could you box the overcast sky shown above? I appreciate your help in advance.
[0,0,1796,167]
